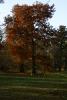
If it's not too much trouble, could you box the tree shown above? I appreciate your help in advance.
[5,2,55,75]
[53,25,67,71]
[0,0,4,3]
[34,23,57,73]
[0,28,3,43]
[58,26,67,71]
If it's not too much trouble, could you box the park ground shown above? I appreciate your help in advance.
[0,72,67,100]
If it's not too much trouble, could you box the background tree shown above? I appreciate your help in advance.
[34,23,57,73]
[55,25,67,71]
[0,27,16,72]
[0,0,4,3]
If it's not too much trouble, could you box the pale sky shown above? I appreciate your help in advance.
[0,0,67,28]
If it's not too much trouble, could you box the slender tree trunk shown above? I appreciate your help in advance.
[32,38,36,75]
[20,63,24,73]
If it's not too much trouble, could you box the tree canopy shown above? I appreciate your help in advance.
[4,2,67,74]
[4,2,56,74]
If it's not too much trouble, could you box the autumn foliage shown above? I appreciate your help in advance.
[5,2,55,74]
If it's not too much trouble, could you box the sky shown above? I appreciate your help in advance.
[0,0,67,28]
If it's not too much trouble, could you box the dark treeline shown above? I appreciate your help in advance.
[0,2,67,75]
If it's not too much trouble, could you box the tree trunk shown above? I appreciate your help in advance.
[20,64,24,73]
[32,38,36,75]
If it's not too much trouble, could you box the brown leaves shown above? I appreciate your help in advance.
[5,2,55,65]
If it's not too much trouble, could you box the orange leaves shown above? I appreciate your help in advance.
[5,2,55,66]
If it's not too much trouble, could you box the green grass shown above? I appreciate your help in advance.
[0,73,67,100]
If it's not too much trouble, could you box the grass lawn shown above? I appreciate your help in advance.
[0,72,67,100]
